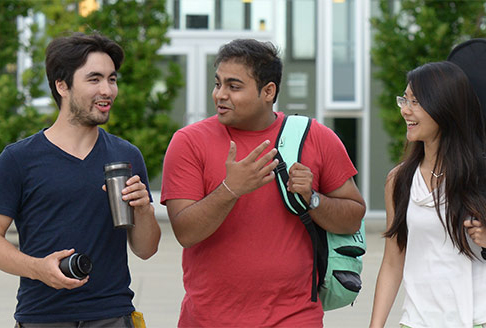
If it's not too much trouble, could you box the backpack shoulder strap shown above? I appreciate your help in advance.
[274,115,312,215]
[273,115,325,302]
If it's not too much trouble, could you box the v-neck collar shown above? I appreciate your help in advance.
[411,166,445,207]
[41,127,102,162]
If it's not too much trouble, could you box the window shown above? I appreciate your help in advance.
[323,0,363,109]
[168,0,274,32]
[290,0,315,60]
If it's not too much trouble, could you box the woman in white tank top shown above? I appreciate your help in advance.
[369,61,486,328]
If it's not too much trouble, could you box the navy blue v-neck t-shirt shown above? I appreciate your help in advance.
[0,128,151,323]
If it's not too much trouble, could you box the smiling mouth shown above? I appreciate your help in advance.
[94,100,112,112]
[406,120,418,127]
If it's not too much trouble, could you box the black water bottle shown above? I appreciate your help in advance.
[59,253,92,280]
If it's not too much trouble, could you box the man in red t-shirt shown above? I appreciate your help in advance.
[161,39,366,327]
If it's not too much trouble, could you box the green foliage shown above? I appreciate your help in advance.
[2,0,182,179]
[0,0,48,150]
[371,0,486,162]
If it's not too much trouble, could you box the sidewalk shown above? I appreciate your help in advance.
[0,211,404,327]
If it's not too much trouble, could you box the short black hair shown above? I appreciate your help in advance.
[215,39,282,103]
[45,32,124,109]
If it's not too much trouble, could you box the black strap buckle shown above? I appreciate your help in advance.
[274,161,287,174]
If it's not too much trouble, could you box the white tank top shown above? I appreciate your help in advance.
[400,166,486,327]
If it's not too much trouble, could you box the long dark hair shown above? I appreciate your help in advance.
[385,61,486,258]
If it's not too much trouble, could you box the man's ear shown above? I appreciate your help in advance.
[261,82,276,102]
[55,80,69,97]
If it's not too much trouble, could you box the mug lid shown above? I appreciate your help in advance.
[103,161,132,172]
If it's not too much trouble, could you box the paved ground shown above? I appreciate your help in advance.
[0,208,404,328]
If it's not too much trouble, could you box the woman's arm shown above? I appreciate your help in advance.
[369,168,406,328]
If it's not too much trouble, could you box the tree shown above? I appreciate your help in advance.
[7,0,182,179]
[371,0,486,162]
[0,0,50,150]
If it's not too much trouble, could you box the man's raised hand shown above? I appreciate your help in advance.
[224,140,278,197]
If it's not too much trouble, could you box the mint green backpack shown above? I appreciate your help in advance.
[273,114,366,311]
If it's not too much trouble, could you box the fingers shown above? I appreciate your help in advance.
[255,148,278,171]
[245,141,278,179]
[287,162,313,197]
[224,140,278,196]
[245,140,273,163]
[226,139,279,176]
[226,141,237,163]
[261,159,279,176]
[54,250,89,289]
[260,170,277,185]
[40,250,89,290]
[122,175,150,207]
[464,219,486,247]
[227,139,277,167]
[471,219,482,227]
[242,140,278,175]
[56,248,75,259]
[288,163,313,184]
[464,219,482,231]
[59,275,89,290]
[466,225,484,235]
[102,176,149,206]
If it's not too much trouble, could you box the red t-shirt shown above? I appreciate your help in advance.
[161,112,357,327]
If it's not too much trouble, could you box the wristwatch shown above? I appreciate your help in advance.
[309,189,320,210]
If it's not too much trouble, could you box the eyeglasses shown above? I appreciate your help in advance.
[396,96,420,109]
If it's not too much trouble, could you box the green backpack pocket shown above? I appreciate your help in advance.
[319,221,365,311]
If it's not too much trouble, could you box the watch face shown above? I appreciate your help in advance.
[311,193,319,208]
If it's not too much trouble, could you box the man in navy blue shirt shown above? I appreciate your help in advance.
[0,32,161,327]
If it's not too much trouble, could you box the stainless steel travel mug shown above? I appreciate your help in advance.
[104,162,134,228]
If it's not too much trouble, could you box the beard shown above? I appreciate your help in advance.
[68,96,110,127]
